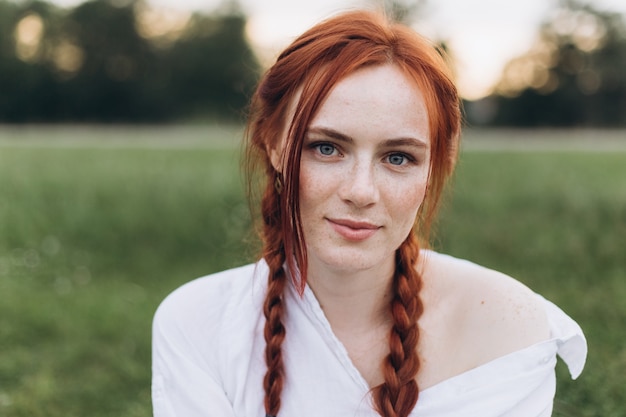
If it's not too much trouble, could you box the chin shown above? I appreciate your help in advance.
[310,246,387,274]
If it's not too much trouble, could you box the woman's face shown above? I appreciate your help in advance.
[298,64,431,276]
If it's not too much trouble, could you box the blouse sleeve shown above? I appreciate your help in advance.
[541,295,587,379]
[412,294,587,417]
[151,294,236,417]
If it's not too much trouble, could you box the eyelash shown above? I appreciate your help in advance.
[309,142,341,157]
[386,152,413,166]
[317,143,338,156]
[308,141,419,166]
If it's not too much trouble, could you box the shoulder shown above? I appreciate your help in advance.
[152,261,270,412]
[153,261,268,345]
[420,250,550,367]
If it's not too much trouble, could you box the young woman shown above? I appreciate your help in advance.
[152,10,586,417]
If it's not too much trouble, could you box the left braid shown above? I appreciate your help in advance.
[372,231,423,417]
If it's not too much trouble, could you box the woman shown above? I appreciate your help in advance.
[152,10,586,417]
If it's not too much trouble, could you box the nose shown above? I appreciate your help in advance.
[339,161,379,208]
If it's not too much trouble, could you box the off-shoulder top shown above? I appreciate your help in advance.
[152,256,586,417]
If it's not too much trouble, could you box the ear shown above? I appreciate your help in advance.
[267,129,288,173]
[268,143,283,173]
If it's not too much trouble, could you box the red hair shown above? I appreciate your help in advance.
[244,9,461,417]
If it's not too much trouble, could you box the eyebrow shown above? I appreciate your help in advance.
[307,127,429,149]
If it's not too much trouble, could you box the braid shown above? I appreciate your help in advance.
[260,179,288,417]
[372,232,423,417]
[263,261,287,416]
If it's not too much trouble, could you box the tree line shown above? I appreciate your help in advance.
[0,0,625,126]
[466,0,626,127]
[0,0,260,122]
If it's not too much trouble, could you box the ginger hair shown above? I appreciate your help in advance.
[244,10,461,417]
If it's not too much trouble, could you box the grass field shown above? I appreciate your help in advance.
[0,126,625,416]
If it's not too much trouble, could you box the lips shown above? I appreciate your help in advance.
[327,218,381,241]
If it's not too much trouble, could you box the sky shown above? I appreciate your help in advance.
[47,0,626,99]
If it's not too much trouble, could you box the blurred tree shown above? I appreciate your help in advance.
[365,0,427,25]
[484,0,626,127]
[54,0,158,121]
[0,0,63,121]
[0,0,259,123]
[0,1,19,65]
[0,0,20,118]
[159,2,260,121]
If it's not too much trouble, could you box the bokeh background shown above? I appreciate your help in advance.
[0,0,625,416]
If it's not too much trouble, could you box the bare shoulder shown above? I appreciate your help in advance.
[419,251,550,368]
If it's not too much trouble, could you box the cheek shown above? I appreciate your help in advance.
[299,165,327,214]
[388,180,427,222]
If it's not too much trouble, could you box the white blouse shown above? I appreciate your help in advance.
[152,257,587,417]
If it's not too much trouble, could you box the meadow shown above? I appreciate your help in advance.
[0,126,624,416]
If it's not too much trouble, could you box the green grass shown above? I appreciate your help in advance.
[438,150,626,417]
[0,126,624,416]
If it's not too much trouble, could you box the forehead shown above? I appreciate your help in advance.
[323,64,423,104]
[309,64,430,143]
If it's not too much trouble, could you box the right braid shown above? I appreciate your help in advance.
[260,178,288,417]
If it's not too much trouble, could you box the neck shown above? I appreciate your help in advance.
[305,258,395,334]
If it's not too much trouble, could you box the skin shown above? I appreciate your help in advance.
[272,63,550,390]
[299,64,430,294]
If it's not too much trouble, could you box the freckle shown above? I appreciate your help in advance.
[480,300,485,305]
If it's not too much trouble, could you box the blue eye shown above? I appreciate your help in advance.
[388,153,407,165]
[318,144,336,156]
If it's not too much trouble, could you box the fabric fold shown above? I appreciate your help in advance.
[152,258,587,417]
